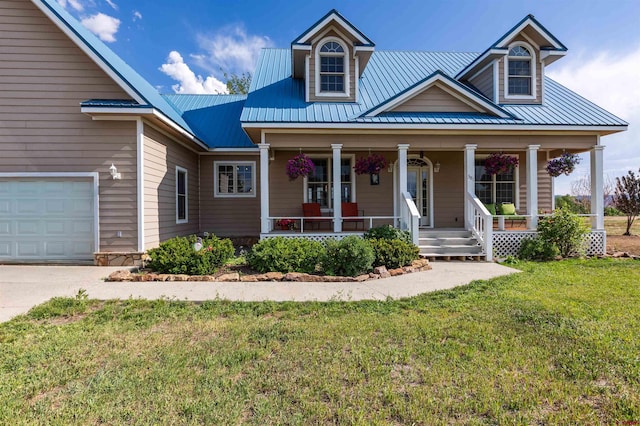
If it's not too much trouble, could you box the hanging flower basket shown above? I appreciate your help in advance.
[286,153,315,180]
[546,152,581,177]
[484,152,519,175]
[354,154,388,175]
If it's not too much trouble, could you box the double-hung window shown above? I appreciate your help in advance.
[507,45,532,96]
[214,161,256,198]
[306,157,353,208]
[474,157,518,206]
[319,41,346,93]
[176,166,188,224]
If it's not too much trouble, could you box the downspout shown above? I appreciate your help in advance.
[136,118,145,252]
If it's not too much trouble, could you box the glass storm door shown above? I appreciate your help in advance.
[407,159,431,227]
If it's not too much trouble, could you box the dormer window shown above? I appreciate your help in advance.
[317,40,348,95]
[507,45,532,96]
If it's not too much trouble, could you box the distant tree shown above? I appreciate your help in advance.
[612,169,640,236]
[570,173,615,211]
[555,194,588,214]
[224,72,252,94]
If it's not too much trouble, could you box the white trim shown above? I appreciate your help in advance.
[504,41,537,100]
[302,153,356,208]
[364,73,510,118]
[213,160,257,198]
[315,37,350,98]
[406,155,435,228]
[295,12,370,45]
[81,107,154,115]
[0,172,100,254]
[354,55,359,103]
[32,1,146,105]
[305,54,310,103]
[467,60,495,82]
[151,110,208,150]
[354,45,375,53]
[310,25,353,47]
[259,141,270,233]
[136,119,145,252]
[455,48,508,80]
[242,122,627,133]
[495,19,564,50]
[493,61,499,102]
[292,44,312,51]
[175,166,188,224]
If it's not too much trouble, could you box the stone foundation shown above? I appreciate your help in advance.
[94,252,145,267]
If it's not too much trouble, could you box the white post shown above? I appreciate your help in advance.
[591,144,605,230]
[332,144,343,233]
[259,142,270,234]
[527,145,540,229]
[464,144,477,229]
[397,144,409,228]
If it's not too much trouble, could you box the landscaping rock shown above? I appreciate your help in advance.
[170,274,190,282]
[355,274,369,282]
[107,270,133,282]
[188,275,215,281]
[373,266,390,278]
[389,268,405,276]
[368,273,380,280]
[156,274,171,282]
[411,259,430,268]
[217,273,240,282]
[264,272,284,281]
[283,272,306,281]
[240,275,258,282]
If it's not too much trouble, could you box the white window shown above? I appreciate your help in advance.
[176,166,188,224]
[214,161,256,198]
[315,38,349,97]
[305,156,354,209]
[505,43,536,99]
[474,156,519,207]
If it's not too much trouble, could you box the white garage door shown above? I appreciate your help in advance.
[0,177,96,261]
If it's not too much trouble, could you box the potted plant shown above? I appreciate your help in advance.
[484,152,519,175]
[286,153,315,180]
[354,154,388,184]
[275,218,296,230]
[546,152,581,177]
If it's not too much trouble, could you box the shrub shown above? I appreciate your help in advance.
[363,225,411,244]
[147,234,234,275]
[604,206,623,216]
[247,237,325,274]
[518,237,560,261]
[322,235,374,277]
[537,208,588,258]
[368,238,419,269]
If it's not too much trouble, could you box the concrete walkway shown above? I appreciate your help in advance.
[0,262,518,322]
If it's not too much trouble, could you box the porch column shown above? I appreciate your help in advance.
[464,144,477,229]
[259,142,270,234]
[397,144,409,228]
[332,144,343,232]
[590,144,605,230]
[526,145,540,229]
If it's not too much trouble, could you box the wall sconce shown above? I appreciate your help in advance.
[387,164,393,173]
[269,150,275,161]
[109,163,121,180]
[434,161,441,173]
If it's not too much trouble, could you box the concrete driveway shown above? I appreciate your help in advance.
[0,262,518,323]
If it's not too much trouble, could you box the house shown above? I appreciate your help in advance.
[0,1,628,264]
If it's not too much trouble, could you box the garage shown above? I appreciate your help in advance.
[0,175,97,262]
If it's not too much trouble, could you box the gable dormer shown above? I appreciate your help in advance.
[291,10,374,103]
[457,14,567,105]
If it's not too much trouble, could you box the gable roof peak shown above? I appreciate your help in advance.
[291,9,374,47]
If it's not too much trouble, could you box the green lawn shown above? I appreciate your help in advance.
[1,259,639,424]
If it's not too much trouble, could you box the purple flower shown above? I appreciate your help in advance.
[484,152,519,175]
[354,154,388,175]
[546,152,580,177]
[286,153,315,180]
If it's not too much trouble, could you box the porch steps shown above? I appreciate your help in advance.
[418,229,484,261]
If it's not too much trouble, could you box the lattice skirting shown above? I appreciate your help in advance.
[260,232,364,243]
[493,231,606,257]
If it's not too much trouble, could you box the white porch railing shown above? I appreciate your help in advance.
[465,192,493,261]
[266,215,398,234]
[401,191,420,246]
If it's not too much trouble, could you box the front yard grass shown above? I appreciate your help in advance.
[1,259,639,424]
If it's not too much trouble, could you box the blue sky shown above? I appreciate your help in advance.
[57,0,640,194]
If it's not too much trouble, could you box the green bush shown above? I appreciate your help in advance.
[368,238,419,269]
[147,234,234,275]
[518,237,560,261]
[247,237,325,274]
[322,235,374,277]
[537,208,588,258]
[363,225,411,244]
[604,206,623,216]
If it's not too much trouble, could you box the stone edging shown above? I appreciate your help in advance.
[106,259,431,282]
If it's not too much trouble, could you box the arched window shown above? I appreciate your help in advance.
[507,45,532,96]
[319,41,345,93]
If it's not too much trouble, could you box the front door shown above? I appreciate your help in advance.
[407,159,431,227]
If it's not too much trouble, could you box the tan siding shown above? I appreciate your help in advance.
[143,125,200,249]
[537,151,553,213]
[199,155,261,237]
[308,29,356,103]
[0,0,138,252]
[468,65,494,100]
[390,85,477,113]
[430,152,465,228]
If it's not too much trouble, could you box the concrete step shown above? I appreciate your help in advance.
[419,229,473,239]
[419,245,483,256]
[419,237,480,246]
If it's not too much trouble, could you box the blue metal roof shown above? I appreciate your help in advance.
[81,99,150,108]
[38,0,197,137]
[242,48,627,128]
[163,95,254,148]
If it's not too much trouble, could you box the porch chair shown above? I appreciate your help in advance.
[302,202,331,230]
[341,202,365,230]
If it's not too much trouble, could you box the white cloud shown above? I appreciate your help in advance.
[133,11,142,21]
[57,0,84,11]
[81,13,120,43]
[104,0,117,10]
[159,51,228,94]
[194,25,273,74]
[547,46,640,194]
